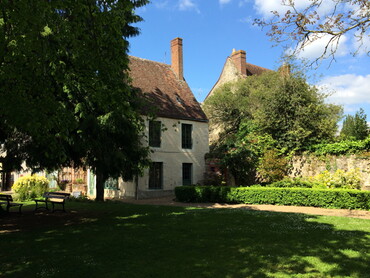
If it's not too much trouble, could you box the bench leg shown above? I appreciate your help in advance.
[35,201,49,212]
[51,202,66,213]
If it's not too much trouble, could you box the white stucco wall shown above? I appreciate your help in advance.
[102,117,209,199]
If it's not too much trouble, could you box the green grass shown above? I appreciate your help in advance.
[1,201,370,278]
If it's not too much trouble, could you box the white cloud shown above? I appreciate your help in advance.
[289,34,349,60]
[253,0,310,19]
[319,74,370,106]
[253,0,337,19]
[352,31,370,56]
[220,0,232,4]
[178,0,200,13]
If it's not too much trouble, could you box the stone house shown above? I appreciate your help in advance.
[204,49,270,144]
[206,49,270,100]
[87,38,209,199]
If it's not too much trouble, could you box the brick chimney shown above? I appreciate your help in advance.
[231,49,246,75]
[171,37,183,80]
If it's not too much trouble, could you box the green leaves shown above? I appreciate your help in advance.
[1,0,150,200]
[340,108,369,141]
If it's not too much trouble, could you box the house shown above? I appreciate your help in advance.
[206,49,270,99]
[204,49,270,144]
[87,38,209,199]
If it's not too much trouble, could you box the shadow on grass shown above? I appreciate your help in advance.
[0,201,369,277]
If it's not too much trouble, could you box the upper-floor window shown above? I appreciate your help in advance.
[149,121,161,148]
[182,123,192,149]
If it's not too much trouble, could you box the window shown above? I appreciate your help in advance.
[182,123,192,149]
[149,162,163,189]
[149,121,161,147]
[182,163,192,186]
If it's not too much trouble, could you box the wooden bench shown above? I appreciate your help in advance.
[0,194,23,214]
[34,192,70,212]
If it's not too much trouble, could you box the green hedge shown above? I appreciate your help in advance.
[175,186,370,210]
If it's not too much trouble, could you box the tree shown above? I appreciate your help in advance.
[340,108,369,140]
[204,70,342,151]
[203,69,342,184]
[255,0,370,63]
[0,0,149,200]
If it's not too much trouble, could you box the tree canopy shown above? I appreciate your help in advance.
[340,108,369,140]
[255,0,370,63]
[203,69,342,184]
[0,0,149,200]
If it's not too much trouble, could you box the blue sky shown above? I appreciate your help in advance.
[128,0,370,119]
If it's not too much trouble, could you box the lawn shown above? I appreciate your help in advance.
[1,201,369,278]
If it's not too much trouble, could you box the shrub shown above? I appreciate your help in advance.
[175,186,370,210]
[267,177,315,188]
[12,174,49,201]
[257,149,288,183]
[308,169,362,190]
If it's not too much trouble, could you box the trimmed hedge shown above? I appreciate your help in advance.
[175,186,370,210]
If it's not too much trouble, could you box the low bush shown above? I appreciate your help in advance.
[266,169,362,190]
[175,186,370,210]
[267,178,315,188]
[308,169,362,190]
[12,174,49,201]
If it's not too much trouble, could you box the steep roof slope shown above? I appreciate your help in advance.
[129,56,208,123]
[245,62,270,76]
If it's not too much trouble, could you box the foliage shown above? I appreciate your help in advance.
[268,169,362,190]
[255,0,370,63]
[308,169,362,190]
[176,186,370,210]
[340,108,369,140]
[0,0,150,201]
[248,71,342,150]
[310,136,370,155]
[75,178,84,184]
[257,149,289,183]
[12,174,49,201]
[204,70,341,184]
[214,121,278,185]
[205,70,342,152]
[267,177,315,188]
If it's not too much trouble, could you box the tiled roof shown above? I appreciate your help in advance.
[245,62,270,76]
[129,56,208,122]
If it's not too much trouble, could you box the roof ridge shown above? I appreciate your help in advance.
[245,62,271,71]
[129,55,170,67]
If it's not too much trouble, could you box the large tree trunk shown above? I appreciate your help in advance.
[95,169,106,201]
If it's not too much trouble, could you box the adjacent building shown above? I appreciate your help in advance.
[88,38,209,199]
[204,49,270,144]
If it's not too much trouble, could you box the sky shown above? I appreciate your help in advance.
[128,0,370,120]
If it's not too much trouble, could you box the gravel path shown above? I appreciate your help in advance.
[120,195,370,220]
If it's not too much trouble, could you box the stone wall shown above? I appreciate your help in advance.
[290,154,370,190]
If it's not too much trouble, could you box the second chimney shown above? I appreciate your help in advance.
[171,37,183,80]
[231,49,246,75]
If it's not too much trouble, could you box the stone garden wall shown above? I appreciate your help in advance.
[290,154,370,190]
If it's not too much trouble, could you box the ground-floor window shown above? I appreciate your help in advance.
[149,162,163,189]
[104,177,118,190]
[182,163,193,186]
